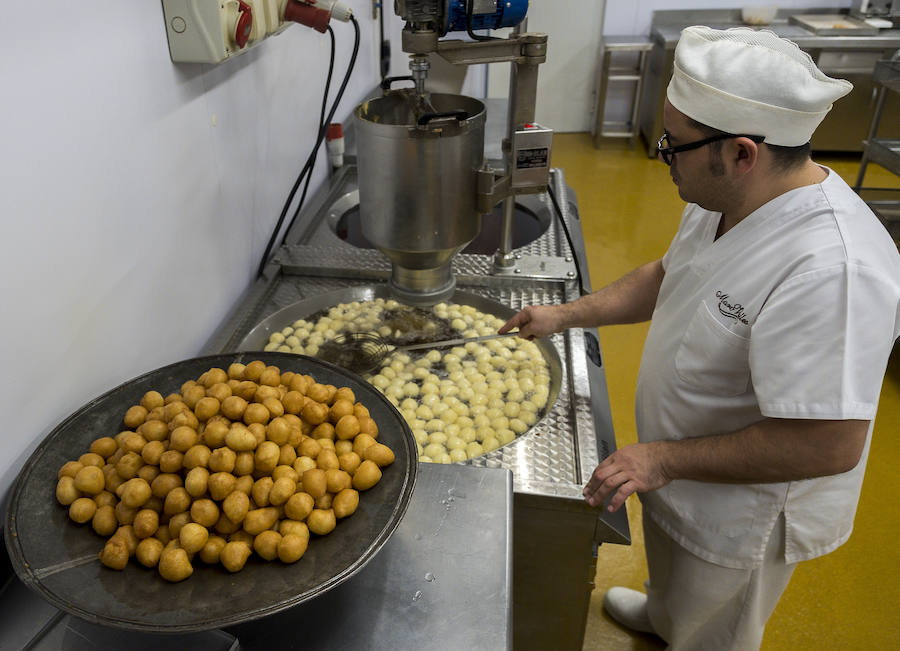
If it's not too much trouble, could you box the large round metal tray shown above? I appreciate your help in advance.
[237,286,562,451]
[4,352,417,633]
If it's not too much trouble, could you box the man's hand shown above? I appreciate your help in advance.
[499,304,569,340]
[583,442,671,512]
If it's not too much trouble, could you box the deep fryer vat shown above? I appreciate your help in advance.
[237,286,563,461]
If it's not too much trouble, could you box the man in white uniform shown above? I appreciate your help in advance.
[500,26,900,649]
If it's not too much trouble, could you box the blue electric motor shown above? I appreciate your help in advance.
[442,0,529,36]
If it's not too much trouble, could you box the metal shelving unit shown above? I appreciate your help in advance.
[592,36,653,148]
[855,58,900,242]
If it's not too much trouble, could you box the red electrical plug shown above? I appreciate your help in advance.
[234,0,253,48]
[283,0,352,33]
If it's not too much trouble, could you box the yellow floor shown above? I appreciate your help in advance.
[549,133,900,651]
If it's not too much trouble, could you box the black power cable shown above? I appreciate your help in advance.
[257,15,361,278]
[546,178,588,297]
[378,1,390,82]
[466,0,500,41]
[287,26,336,236]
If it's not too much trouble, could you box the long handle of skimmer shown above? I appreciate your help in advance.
[397,330,521,353]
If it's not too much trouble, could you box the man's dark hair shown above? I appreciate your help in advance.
[687,117,811,172]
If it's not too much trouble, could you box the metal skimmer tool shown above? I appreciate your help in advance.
[317,331,521,375]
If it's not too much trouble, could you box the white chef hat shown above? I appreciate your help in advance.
[666,26,853,147]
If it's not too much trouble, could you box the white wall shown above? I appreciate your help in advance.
[486,0,607,132]
[0,2,382,501]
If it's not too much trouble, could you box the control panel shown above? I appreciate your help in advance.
[512,123,553,190]
[162,0,352,64]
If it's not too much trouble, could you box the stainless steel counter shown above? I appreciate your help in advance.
[638,8,900,155]
[0,464,513,650]
[649,9,900,50]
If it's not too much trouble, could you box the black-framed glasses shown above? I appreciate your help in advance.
[657,132,765,166]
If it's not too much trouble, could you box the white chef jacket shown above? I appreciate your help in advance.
[636,167,900,569]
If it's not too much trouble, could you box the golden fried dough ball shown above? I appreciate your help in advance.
[133,509,160,539]
[208,472,237,501]
[251,476,274,507]
[89,437,118,459]
[199,535,227,564]
[284,492,315,521]
[364,443,395,468]
[119,478,152,508]
[208,447,237,473]
[179,522,210,554]
[99,538,129,570]
[182,384,207,410]
[69,497,97,524]
[316,450,340,472]
[73,465,105,495]
[253,530,282,561]
[301,469,327,500]
[338,452,362,474]
[141,391,165,411]
[243,403,270,426]
[266,417,291,446]
[301,401,328,426]
[190,498,220,528]
[56,477,81,505]
[333,489,359,519]
[135,537,164,568]
[335,415,360,441]
[220,541,252,572]
[278,533,308,563]
[223,490,251,524]
[307,509,336,536]
[268,477,296,506]
[58,461,84,480]
[352,460,382,491]
[92,505,118,537]
[243,507,279,536]
[159,546,194,582]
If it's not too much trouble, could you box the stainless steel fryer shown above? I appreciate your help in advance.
[202,163,630,651]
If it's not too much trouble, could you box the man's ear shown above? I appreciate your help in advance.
[731,137,759,176]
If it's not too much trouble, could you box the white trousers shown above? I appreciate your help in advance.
[643,511,797,651]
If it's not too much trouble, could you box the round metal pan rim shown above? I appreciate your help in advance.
[237,285,563,459]
[4,352,417,633]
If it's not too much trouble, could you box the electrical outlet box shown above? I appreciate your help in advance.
[162,0,289,64]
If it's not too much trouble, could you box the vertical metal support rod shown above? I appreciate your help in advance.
[495,196,516,267]
[494,20,527,272]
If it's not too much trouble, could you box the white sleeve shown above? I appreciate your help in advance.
[750,263,899,420]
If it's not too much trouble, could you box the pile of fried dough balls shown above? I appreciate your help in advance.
[263,299,551,463]
[55,360,394,582]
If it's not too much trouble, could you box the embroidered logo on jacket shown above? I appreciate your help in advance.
[715,291,749,325]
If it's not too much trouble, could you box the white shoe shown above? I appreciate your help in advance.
[602,587,657,635]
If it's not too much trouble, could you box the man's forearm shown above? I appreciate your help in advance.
[583,417,869,511]
[658,418,869,484]
[560,259,664,329]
